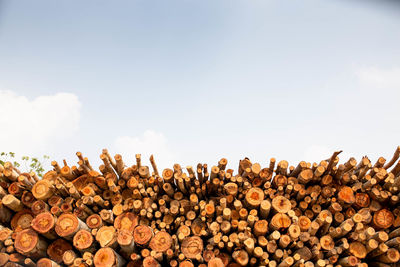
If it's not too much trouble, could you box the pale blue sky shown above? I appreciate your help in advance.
[1,0,400,169]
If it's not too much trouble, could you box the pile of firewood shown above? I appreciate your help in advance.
[0,148,400,267]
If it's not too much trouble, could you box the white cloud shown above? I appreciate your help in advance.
[113,130,175,170]
[0,90,81,155]
[356,67,400,89]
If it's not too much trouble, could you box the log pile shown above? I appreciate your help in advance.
[1,148,400,267]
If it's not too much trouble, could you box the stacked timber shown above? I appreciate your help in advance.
[0,148,400,266]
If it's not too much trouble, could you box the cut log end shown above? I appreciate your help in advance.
[149,231,173,253]
[14,229,38,254]
[94,247,116,267]
[73,229,93,250]
[55,213,79,237]
[32,212,55,234]
[133,225,153,246]
[373,209,394,229]
[245,187,264,208]
[181,236,203,260]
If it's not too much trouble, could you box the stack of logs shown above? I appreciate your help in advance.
[0,148,400,267]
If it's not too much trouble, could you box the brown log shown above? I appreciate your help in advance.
[62,250,77,265]
[208,257,225,267]
[373,209,394,229]
[149,231,173,253]
[270,213,291,230]
[181,236,203,260]
[232,250,249,266]
[0,253,9,266]
[338,186,355,204]
[2,194,23,212]
[143,256,161,267]
[349,242,367,259]
[271,196,291,214]
[10,209,33,230]
[47,239,72,264]
[254,220,269,237]
[36,258,60,267]
[86,214,103,229]
[133,225,153,246]
[31,211,56,233]
[114,212,138,232]
[375,248,400,263]
[245,187,264,209]
[93,247,126,267]
[14,229,47,259]
[96,226,118,248]
[32,180,54,201]
[73,229,94,251]
[55,213,89,240]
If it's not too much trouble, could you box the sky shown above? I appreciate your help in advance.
[0,0,400,171]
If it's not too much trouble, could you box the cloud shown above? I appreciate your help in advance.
[0,90,81,155]
[113,130,175,169]
[356,67,400,89]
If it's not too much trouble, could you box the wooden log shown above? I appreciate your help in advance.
[2,194,23,212]
[55,213,89,240]
[373,209,394,229]
[271,196,291,214]
[232,250,249,266]
[133,225,153,247]
[36,258,60,267]
[47,239,72,264]
[14,229,47,259]
[62,250,77,265]
[147,231,171,255]
[181,236,203,260]
[114,212,139,232]
[270,213,291,230]
[86,214,103,229]
[93,247,126,267]
[31,212,57,239]
[73,229,95,252]
[96,226,118,248]
[245,187,264,209]
[32,180,54,201]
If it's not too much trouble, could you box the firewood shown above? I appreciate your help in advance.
[2,149,400,266]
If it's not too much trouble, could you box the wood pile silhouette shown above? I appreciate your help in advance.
[0,148,400,267]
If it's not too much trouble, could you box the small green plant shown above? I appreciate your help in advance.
[0,152,50,177]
